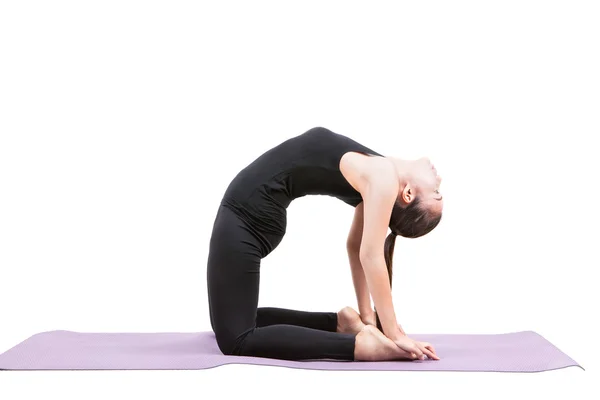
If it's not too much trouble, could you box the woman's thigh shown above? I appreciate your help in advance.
[206,205,262,352]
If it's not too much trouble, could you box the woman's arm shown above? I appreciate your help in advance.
[357,159,404,342]
[339,152,436,360]
[346,203,376,323]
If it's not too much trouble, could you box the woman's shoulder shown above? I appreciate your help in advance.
[340,152,395,193]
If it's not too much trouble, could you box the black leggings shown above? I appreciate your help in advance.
[206,204,356,361]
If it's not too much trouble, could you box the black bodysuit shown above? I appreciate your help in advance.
[206,126,383,360]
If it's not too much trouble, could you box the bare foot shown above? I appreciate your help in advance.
[336,306,365,334]
[354,325,414,361]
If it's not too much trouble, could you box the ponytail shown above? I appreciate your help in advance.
[375,231,397,331]
[372,197,442,332]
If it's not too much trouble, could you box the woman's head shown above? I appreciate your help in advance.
[389,197,442,238]
[389,156,443,237]
[375,156,443,331]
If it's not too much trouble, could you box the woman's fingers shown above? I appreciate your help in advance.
[394,337,441,360]
[409,343,424,359]
[417,341,440,360]
[394,338,423,359]
[415,342,433,360]
[422,342,437,355]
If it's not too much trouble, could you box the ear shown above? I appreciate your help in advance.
[400,184,415,204]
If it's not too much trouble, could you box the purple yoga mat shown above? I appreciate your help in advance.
[0,330,582,372]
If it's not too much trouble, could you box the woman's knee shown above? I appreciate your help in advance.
[215,328,252,356]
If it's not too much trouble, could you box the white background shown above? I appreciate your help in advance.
[1,1,598,399]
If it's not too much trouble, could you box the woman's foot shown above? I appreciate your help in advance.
[336,306,365,334]
[354,325,414,361]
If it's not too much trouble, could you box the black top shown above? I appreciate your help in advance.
[221,126,383,236]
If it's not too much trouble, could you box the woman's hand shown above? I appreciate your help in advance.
[415,340,439,360]
[360,310,438,360]
[392,335,424,360]
[391,335,440,360]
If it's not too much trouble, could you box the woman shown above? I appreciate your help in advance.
[206,126,442,362]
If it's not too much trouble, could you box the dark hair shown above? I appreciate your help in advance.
[375,197,442,331]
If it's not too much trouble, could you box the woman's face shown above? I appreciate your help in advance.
[408,157,443,213]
